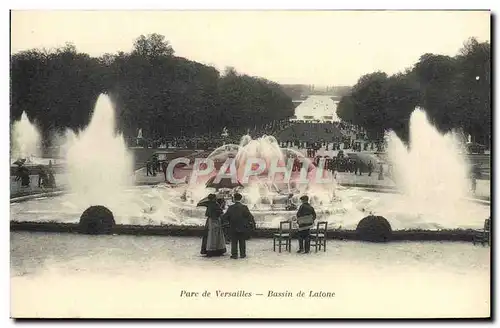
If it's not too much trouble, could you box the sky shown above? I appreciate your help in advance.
[10,10,490,86]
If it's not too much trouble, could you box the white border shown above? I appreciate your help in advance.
[5,0,500,10]
[3,1,497,327]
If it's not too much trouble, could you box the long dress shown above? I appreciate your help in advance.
[200,202,227,257]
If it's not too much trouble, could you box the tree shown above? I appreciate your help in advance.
[454,38,491,145]
[10,45,105,147]
[336,37,491,145]
[9,33,298,148]
[132,33,174,58]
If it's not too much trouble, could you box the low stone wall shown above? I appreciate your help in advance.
[10,221,479,242]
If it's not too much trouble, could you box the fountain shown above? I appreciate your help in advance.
[201,134,328,208]
[11,111,42,164]
[385,107,481,228]
[10,103,489,231]
[63,94,134,208]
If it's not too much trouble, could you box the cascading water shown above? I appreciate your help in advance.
[203,134,334,209]
[385,107,476,227]
[63,94,134,208]
[11,111,41,161]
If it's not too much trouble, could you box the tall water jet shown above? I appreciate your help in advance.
[64,94,133,207]
[386,107,472,226]
[11,111,41,161]
[234,135,284,181]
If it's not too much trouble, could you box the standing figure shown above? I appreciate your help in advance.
[46,162,56,188]
[295,195,316,254]
[217,196,231,244]
[470,176,477,194]
[200,194,227,257]
[351,160,356,174]
[152,155,158,176]
[38,166,47,189]
[162,161,168,182]
[470,164,481,194]
[378,163,384,180]
[47,170,56,188]
[222,193,256,259]
[367,160,373,177]
[16,165,30,188]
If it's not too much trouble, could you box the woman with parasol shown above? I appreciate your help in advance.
[198,193,227,257]
[14,160,31,188]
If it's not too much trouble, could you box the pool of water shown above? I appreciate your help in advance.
[10,184,489,230]
[10,232,490,318]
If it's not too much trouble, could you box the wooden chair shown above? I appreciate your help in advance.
[273,220,292,253]
[310,221,328,252]
[473,218,490,246]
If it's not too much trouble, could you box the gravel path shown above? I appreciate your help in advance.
[10,232,490,318]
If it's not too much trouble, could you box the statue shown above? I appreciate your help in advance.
[136,128,143,146]
[221,127,229,145]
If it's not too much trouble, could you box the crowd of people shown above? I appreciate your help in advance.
[200,192,318,258]
[286,151,385,180]
[278,140,382,152]
[134,119,294,150]
[132,119,386,155]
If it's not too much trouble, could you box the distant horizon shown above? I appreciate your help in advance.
[10,10,490,85]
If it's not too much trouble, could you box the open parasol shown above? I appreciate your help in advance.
[196,196,212,207]
[13,158,26,166]
[205,176,243,189]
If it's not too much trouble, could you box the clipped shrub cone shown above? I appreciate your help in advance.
[79,205,115,235]
[356,215,392,242]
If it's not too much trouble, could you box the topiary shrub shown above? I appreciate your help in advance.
[356,215,392,242]
[79,205,115,235]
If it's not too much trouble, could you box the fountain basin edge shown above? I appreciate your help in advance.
[10,220,482,242]
[10,189,66,203]
[9,185,491,206]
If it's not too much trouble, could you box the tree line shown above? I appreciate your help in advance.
[10,33,294,147]
[336,37,491,146]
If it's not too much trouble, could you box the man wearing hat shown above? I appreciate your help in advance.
[222,193,256,259]
[296,195,317,253]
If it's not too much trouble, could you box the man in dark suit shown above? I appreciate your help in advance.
[162,161,168,182]
[222,193,256,259]
[296,195,317,254]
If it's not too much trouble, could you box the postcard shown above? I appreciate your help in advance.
[9,9,491,319]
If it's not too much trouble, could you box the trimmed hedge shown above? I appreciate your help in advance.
[10,220,481,241]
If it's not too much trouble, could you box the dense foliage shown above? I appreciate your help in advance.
[11,33,294,146]
[336,38,491,145]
